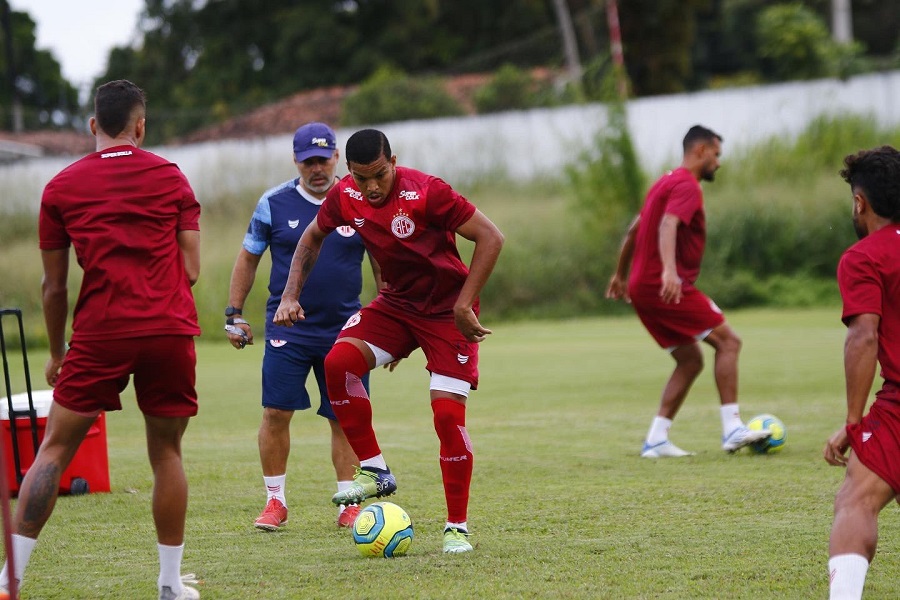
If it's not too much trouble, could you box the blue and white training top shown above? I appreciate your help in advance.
[243,178,367,345]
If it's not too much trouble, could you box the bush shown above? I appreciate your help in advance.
[341,65,464,126]
[756,3,835,81]
[756,3,868,82]
[474,64,537,114]
[566,100,645,243]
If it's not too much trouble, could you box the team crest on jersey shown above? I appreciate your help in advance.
[336,225,356,237]
[288,219,300,229]
[353,218,365,228]
[399,190,420,201]
[345,188,364,201]
[391,209,415,239]
[341,311,362,330]
[269,340,287,348]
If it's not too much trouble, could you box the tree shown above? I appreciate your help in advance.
[617,0,712,96]
[0,3,78,131]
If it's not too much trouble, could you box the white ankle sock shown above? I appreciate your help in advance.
[158,543,185,593]
[264,474,287,505]
[445,521,468,533]
[646,417,672,445]
[829,553,868,600]
[337,480,353,512]
[0,534,37,589]
[720,403,743,436]
[360,455,387,471]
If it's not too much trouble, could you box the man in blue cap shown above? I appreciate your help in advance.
[225,122,382,530]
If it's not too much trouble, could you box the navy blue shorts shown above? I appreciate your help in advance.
[261,339,370,419]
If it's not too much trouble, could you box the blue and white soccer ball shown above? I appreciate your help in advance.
[747,413,787,454]
[352,501,414,558]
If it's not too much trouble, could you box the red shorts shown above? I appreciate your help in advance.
[337,300,480,389]
[53,336,198,418]
[847,388,900,494]
[629,284,725,349]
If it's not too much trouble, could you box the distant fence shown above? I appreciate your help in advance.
[2,70,900,210]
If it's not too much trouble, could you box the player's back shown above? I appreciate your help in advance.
[39,146,200,340]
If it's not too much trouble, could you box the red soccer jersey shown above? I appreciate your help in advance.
[318,166,477,316]
[838,224,900,386]
[39,145,201,341]
[628,167,706,289]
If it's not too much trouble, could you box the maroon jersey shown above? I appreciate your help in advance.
[629,167,706,290]
[319,166,476,316]
[838,224,900,388]
[39,145,201,342]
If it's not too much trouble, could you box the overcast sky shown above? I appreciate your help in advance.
[9,0,145,86]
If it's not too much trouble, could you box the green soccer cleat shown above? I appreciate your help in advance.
[443,527,473,554]
[331,466,397,505]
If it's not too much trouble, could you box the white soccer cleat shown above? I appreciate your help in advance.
[722,425,772,452]
[160,574,200,600]
[640,440,696,458]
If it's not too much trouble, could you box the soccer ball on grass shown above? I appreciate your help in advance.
[352,501,414,558]
[747,413,786,454]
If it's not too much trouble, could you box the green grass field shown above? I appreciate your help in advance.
[2,308,898,599]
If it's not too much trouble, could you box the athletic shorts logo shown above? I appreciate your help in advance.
[345,188,364,201]
[862,431,872,442]
[269,339,287,348]
[336,225,356,237]
[457,353,469,364]
[288,219,300,229]
[341,311,362,330]
[353,218,365,228]
[391,210,415,239]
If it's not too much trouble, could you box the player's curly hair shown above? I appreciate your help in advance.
[840,145,900,222]
[94,80,146,138]
[346,129,391,164]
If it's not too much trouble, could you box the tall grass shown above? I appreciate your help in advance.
[2,115,899,346]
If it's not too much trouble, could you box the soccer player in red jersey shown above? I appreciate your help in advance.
[824,146,900,600]
[273,128,504,553]
[0,81,201,600]
[606,125,771,458]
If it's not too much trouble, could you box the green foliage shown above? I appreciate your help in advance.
[4,116,900,343]
[340,65,464,126]
[473,64,538,114]
[755,3,843,81]
[0,8,78,130]
[617,0,711,95]
[566,100,646,248]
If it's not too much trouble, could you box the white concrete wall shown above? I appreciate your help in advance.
[3,70,900,210]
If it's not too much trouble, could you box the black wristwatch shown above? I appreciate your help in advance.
[225,306,243,317]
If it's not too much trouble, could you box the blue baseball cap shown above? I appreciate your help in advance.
[293,122,337,162]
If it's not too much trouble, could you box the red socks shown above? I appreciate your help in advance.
[324,342,379,460]
[432,398,473,524]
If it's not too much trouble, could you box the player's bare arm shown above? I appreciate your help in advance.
[40,248,69,386]
[226,249,262,349]
[824,313,880,466]
[273,220,326,326]
[177,229,200,286]
[606,214,640,301]
[453,209,505,343]
[658,213,682,304]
